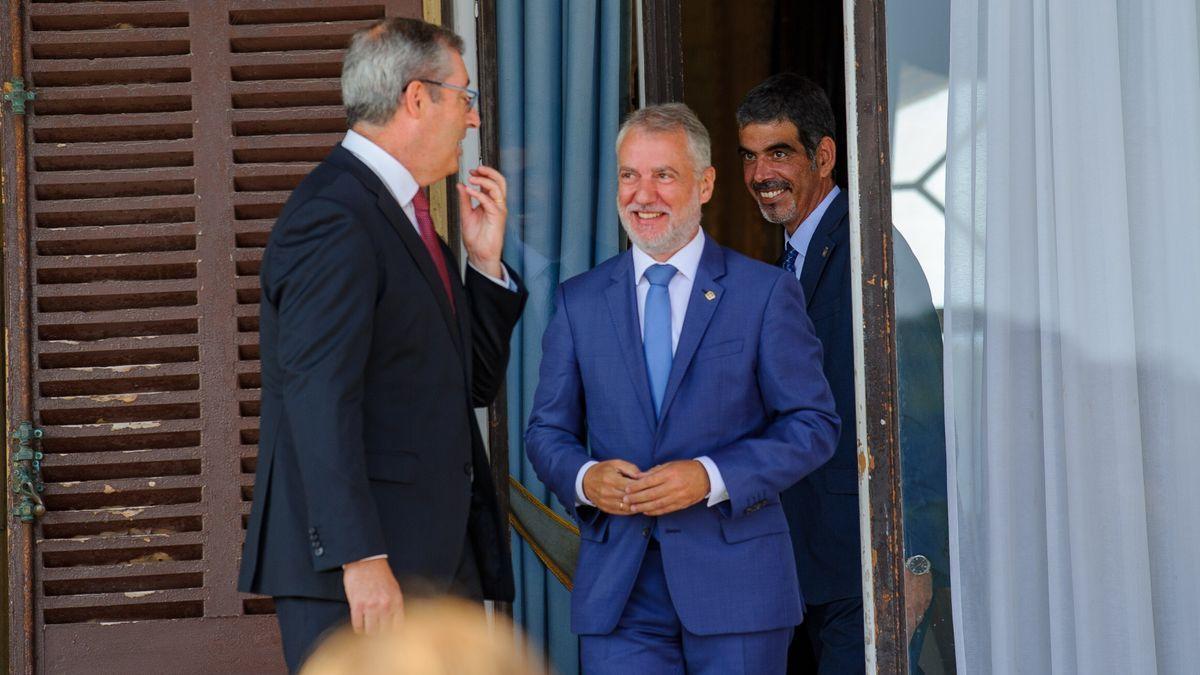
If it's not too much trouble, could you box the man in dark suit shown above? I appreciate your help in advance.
[237,18,527,671]
[526,104,840,673]
[738,75,954,674]
[737,74,863,674]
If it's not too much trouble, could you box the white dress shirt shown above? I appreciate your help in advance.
[575,228,729,508]
[785,185,841,280]
[341,130,512,289]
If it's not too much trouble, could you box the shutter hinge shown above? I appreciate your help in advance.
[3,77,36,115]
[10,421,46,523]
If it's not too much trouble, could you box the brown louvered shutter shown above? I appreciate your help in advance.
[4,2,424,672]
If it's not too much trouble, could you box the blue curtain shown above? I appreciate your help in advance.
[497,2,625,674]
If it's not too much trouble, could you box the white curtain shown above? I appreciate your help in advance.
[944,1,1200,673]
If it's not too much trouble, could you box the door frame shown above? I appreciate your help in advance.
[842,0,907,670]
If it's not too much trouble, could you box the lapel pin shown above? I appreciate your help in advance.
[822,246,830,258]
[704,290,716,301]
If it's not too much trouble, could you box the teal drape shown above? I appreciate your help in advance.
[497,2,626,674]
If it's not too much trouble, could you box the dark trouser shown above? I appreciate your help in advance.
[275,596,351,674]
[787,596,865,675]
[274,535,483,673]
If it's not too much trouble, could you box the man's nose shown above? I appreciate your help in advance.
[467,106,481,128]
[632,177,657,204]
[751,160,773,185]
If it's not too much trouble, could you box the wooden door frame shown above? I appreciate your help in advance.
[639,0,908,671]
[843,0,907,671]
[2,0,37,671]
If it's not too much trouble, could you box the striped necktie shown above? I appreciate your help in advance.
[782,241,800,274]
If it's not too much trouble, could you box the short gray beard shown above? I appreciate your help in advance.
[758,200,798,226]
[619,200,702,257]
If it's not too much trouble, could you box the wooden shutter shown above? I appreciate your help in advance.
[4,1,423,672]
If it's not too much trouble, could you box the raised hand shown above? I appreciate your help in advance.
[458,165,507,279]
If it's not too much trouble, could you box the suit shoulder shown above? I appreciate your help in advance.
[263,164,380,274]
[720,245,793,286]
[559,252,626,296]
[275,161,375,230]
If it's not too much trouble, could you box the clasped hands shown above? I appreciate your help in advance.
[582,459,711,517]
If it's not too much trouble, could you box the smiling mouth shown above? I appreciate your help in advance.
[633,211,666,220]
[757,188,787,200]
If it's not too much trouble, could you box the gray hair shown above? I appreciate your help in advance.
[341,18,465,127]
[616,103,712,172]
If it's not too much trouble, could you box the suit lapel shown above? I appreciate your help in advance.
[446,241,470,366]
[799,190,849,306]
[328,147,464,353]
[656,238,726,425]
[373,192,464,352]
[604,253,657,433]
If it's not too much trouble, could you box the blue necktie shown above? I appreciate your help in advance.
[643,264,677,417]
[782,241,800,274]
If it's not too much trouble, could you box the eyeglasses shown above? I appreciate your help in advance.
[415,79,479,110]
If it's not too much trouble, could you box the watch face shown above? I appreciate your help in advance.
[905,554,931,575]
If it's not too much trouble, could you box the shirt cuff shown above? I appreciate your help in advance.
[343,554,388,569]
[468,259,517,291]
[695,456,729,507]
[575,460,599,506]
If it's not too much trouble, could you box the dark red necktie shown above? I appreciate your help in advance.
[411,188,456,314]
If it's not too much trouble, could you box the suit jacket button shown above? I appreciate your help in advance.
[308,527,317,536]
[641,527,650,538]
[314,546,325,557]
[463,462,472,476]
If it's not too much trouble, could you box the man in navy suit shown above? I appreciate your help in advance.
[525,103,840,674]
[238,19,526,671]
[739,74,953,674]
[737,74,863,674]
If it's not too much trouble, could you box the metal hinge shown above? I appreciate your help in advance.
[10,421,46,523]
[3,77,36,115]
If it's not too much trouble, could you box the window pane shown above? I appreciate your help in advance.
[887,0,957,671]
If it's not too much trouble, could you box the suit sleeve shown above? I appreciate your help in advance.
[705,273,842,517]
[523,285,597,522]
[267,200,386,571]
[465,264,528,407]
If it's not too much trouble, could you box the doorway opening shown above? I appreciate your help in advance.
[681,1,847,262]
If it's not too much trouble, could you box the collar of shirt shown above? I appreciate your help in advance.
[785,184,841,277]
[631,227,706,352]
[341,129,420,228]
[632,226,706,286]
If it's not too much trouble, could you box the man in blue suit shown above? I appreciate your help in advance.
[737,74,863,674]
[525,103,840,674]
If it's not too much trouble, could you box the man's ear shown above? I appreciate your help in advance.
[400,81,425,118]
[699,165,717,204]
[816,136,837,179]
